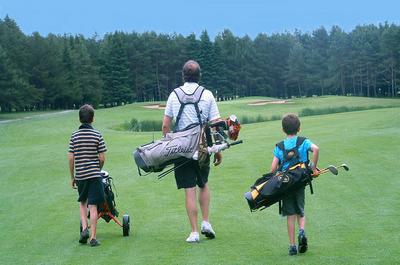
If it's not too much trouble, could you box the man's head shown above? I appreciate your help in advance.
[79,104,94,124]
[282,113,300,135]
[182,60,201,83]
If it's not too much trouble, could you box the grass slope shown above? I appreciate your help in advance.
[0,97,399,264]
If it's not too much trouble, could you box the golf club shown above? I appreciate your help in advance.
[314,165,338,176]
[313,163,350,177]
[337,163,349,171]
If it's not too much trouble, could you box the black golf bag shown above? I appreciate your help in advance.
[98,171,119,222]
[244,163,313,212]
[244,137,314,212]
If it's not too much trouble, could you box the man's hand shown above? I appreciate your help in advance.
[71,178,77,189]
[213,152,222,166]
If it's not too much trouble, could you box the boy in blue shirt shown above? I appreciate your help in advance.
[270,113,319,255]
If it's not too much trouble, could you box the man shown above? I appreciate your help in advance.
[162,60,221,243]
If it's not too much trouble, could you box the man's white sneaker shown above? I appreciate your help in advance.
[186,232,200,243]
[201,221,216,239]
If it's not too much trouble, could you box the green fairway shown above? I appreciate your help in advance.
[0,96,399,265]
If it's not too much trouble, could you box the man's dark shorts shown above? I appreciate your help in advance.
[282,187,305,217]
[76,177,105,205]
[174,156,210,189]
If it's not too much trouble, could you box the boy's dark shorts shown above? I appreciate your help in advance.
[76,177,105,205]
[282,187,305,217]
[174,157,210,189]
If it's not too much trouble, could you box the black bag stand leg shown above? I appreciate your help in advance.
[309,181,314,194]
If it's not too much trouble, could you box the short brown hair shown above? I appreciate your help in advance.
[282,113,300,135]
[182,60,201,83]
[79,104,94,124]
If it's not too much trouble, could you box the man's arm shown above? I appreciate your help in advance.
[99,152,105,170]
[68,153,76,188]
[162,115,172,136]
[210,117,223,166]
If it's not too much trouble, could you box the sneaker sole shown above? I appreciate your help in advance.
[298,235,308,253]
[201,230,215,239]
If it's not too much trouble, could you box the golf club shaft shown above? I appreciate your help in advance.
[229,140,243,147]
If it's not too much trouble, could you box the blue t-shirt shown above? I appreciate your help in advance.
[273,136,313,171]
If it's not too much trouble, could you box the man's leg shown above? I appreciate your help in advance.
[199,184,215,238]
[199,183,210,222]
[185,187,198,232]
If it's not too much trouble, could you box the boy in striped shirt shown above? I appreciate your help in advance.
[68,104,107,247]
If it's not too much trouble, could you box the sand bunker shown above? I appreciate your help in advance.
[142,104,166,110]
[248,100,291,106]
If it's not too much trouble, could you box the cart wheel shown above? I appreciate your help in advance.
[122,214,130,237]
[80,220,83,233]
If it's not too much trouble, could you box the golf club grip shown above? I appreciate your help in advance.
[229,140,243,146]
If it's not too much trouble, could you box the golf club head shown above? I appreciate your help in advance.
[340,163,349,171]
[327,165,339,175]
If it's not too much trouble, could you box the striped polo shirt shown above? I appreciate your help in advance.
[68,124,107,180]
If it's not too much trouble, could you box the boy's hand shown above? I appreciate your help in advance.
[71,178,77,189]
[311,168,320,177]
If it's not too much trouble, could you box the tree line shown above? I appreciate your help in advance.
[0,15,399,112]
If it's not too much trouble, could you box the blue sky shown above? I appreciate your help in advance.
[0,0,399,39]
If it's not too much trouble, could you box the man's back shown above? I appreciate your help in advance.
[165,82,220,131]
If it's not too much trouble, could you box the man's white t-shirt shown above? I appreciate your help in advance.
[165,82,220,131]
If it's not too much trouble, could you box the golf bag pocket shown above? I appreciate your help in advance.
[133,125,202,174]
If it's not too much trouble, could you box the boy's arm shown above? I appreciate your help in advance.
[68,153,76,188]
[310,143,319,173]
[270,156,280,173]
[99,152,105,170]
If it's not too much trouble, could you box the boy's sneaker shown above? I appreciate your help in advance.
[89,238,100,247]
[79,228,89,244]
[298,230,308,253]
[200,221,216,239]
[186,232,200,243]
[289,245,298,256]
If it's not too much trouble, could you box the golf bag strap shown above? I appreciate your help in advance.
[276,136,306,152]
[276,136,307,171]
[174,86,205,128]
[278,200,282,215]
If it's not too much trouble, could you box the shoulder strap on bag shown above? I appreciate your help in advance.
[174,86,205,129]
[276,136,308,171]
